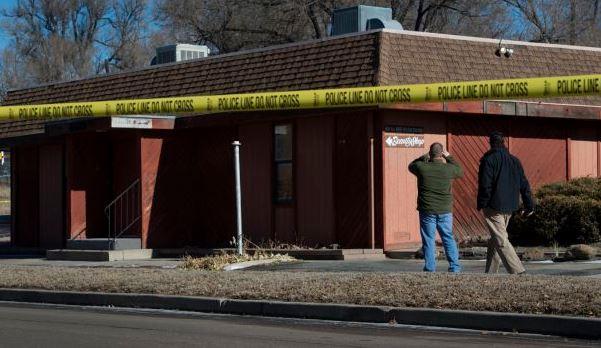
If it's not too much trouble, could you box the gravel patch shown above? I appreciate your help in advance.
[0,265,599,317]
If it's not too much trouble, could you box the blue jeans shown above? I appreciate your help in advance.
[419,212,461,272]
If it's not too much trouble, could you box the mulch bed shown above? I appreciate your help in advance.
[0,265,599,317]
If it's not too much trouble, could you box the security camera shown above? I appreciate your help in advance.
[495,46,514,58]
[495,39,514,58]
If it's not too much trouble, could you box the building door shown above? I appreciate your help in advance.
[380,112,446,250]
[382,127,425,250]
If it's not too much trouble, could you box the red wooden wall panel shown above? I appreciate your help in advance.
[569,124,599,178]
[13,146,39,247]
[449,116,568,242]
[274,206,295,243]
[145,127,236,248]
[449,117,509,242]
[38,144,64,249]
[110,133,141,238]
[296,116,335,247]
[111,133,140,195]
[66,133,111,239]
[335,112,370,248]
[509,119,567,188]
[239,123,273,243]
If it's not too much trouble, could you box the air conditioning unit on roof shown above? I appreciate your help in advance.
[331,5,403,36]
[151,44,211,65]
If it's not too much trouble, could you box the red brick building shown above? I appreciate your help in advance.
[1,29,601,251]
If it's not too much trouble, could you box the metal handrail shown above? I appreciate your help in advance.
[106,179,140,208]
[104,179,141,249]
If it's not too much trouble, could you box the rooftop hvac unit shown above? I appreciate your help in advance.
[331,5,403,36]
[152,44,211,65]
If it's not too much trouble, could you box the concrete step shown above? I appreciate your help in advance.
[47,249,153,261]
[66,238,141,251]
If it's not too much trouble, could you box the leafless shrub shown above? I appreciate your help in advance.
[521,248,547,261]
[565,244,597,260]
[180,251,294,271]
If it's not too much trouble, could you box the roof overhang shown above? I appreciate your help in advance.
[1,101,599,144]
[380,100,601,120]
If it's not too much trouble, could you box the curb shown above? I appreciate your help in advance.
[0,288,599,340]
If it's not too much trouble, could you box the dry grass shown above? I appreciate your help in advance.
[0,183,10,215]
[180,252,295,271]
[0,203,9,216]
[0,183,9,199]
[0,266,599,317]
[565,245,598,260]
[521,248,547,261]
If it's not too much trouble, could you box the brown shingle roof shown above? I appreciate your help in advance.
[3,29,601,139]
[378,30,601,105]
[3,32,379,105]
[0,32,379,139]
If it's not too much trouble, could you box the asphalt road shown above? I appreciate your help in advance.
[0,303,597,348]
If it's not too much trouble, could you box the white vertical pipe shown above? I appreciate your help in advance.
[232,141,244,255]
[370,137,375,250]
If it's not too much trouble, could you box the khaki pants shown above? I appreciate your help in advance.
[483,208,525,274]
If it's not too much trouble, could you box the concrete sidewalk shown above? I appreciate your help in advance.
[1,256,601,277]
[247,258,601,276]
[0,256,181,269]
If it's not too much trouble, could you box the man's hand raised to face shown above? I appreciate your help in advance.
[521,209,535,217]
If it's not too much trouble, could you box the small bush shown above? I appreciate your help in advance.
[508,177,601,246]
[521,248,547,261]
[564,244,597,260]
[536,177,601,200]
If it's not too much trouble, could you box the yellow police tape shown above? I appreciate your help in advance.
[1,74,600,120]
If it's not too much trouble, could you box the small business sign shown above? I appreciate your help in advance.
[385,134,425,148]
[111,117,153,129]
[384,126,423,134]
[384,125,425,148]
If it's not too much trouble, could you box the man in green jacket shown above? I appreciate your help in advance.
[409,142,463,272]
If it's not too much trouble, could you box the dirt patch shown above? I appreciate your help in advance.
[0,266,599,317]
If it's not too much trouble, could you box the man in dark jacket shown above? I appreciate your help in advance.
[478,131,534,274]
[409,142,463,272]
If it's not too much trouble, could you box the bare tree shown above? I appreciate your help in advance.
[97,0,153,73]
[154,0,318,53]
[155,0,512,54]
[3,0,601,95]
[0,0,152,91]
[0,0,109,85]
[0,55,6,102]
[503,0,601,45]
